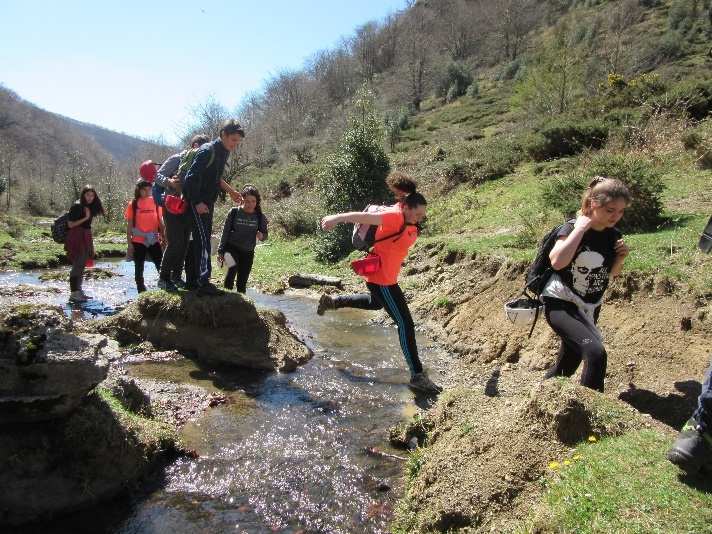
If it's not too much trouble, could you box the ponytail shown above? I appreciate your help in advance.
[580,176,631,215]
[404,192,427,208]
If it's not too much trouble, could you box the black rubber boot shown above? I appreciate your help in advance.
[667,418,712,474]
[136,277,147,293]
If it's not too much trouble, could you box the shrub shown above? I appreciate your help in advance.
[666,80,712,121]
[436,62,473,100]
[442,136,524,186]
[314,88,390,262]
[270,193,321,237]
[26,186,50,216]
[498,58,523,81]
[466,81,479,98]
[541,152,666,233]
[527,119,609,161]
[681,131,701,150]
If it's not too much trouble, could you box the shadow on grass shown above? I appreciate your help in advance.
[619,380,701,429]
[679,469,712,494]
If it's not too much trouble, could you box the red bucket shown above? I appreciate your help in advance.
[350,254,381,276]
[164,194,187,215]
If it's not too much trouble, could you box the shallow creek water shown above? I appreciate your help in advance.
[0,260,447,534]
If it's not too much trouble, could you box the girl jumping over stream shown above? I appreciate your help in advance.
[317,189,442,394]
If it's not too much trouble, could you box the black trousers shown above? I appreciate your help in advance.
[133,242,162,283]
[693,356,712,433]
[543,297,606,392]
[223,245,255,293]
[334,282,423,376]
[160,209,191,281]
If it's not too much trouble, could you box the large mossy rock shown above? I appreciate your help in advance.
[91,291,312,372]
[0,305,113,424]
[0,388,177,526]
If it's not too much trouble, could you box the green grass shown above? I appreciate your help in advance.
[95,387,177,451]
[520,429,712,534]
[213,236,356,292]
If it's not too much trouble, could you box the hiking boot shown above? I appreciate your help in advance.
[196,282,222,297]
[171,277,187,289]
[69,291,88,303]
[409,372,443,394]
[317,294,336,316]
[667,418,712,474]
[136,277,147,293]
[158,278,179,292]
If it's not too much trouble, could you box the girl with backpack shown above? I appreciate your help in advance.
[125,179,164,293]
[217,185,268,293]
[541,176,631,392]
[65,185,104,303]
[316,190,442,394]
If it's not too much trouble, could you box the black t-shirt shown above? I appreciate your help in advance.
[555,223,621,303]
[68,203,92,229]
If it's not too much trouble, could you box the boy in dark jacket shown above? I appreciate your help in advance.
[183,120,245,296]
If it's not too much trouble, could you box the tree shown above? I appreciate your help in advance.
[601,0,643,75]
[0,141,18,210]
[488,0,539,61]
[314,87,390,262]
[514,21,585,116]
[400,2,434,111]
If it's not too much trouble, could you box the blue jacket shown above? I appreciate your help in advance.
[183,139,229,207]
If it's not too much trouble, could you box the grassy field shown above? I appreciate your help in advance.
[519,429,712,534]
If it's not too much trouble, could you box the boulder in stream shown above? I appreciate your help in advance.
[91,290,312,372]
[0,304,114,424]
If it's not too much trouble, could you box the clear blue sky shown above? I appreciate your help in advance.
[0,0,407,144]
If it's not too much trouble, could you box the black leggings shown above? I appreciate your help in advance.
[543,297,606,392]
[133,242,162,282]
[334,282,423,376]
[223,245,255,293]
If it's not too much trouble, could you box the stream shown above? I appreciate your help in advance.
[0,259,450,534]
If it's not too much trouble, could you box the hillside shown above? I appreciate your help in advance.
[0,85,171,217]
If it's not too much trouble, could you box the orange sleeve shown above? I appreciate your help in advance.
[379,211,403,233]
[124,201,133,222]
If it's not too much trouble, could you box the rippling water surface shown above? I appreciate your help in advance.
[0,261,444,534]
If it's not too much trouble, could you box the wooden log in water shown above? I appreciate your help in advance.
[287,273,343,289]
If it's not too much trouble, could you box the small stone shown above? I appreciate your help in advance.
[680,317,692,331]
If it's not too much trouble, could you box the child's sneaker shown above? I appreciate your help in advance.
[317,294,335,315]
[667,418,712,474]
[158,278,179,292]
[69,291,88,303]
[409,372,443,394]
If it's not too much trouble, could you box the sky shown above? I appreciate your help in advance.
[0,0,407,144]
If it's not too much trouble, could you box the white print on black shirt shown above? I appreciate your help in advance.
[570,248,608,297]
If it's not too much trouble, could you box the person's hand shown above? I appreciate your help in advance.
[320,215,338,232]
[168,177,182,193]
[256,231,264,241]
[83,207,91,220]
[614,239,629,260]
[195,202,209,214]
[228,190,243,204]
[574,214,592,232]
[217,254,224,267]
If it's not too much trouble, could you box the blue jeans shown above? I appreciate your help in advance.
[189,205,213,286]
[692,356,712,432]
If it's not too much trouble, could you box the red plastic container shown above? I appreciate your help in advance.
[350,254,381,276]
